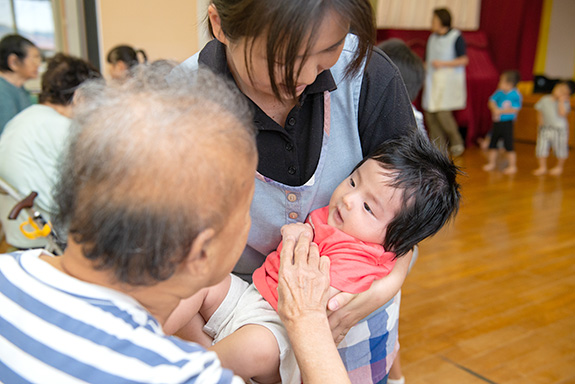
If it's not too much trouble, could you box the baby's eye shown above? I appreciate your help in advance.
[349,177,355,187]
[363,202,373,214]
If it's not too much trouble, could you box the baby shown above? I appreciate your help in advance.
[164,130,462,384]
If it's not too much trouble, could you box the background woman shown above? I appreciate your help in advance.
[106,44,147,81]
[0,53,100,248]
[0,34,41,135]
[422,8,468,157]
[172,1,416,382]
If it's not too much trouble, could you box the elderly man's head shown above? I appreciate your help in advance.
[55,67,257,286]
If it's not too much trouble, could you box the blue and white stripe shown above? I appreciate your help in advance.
[0,250,242,384]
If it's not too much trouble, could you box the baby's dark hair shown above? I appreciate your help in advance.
[353,130,462,257]
[502,70,520,87]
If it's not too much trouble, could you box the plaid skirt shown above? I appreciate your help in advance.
[338,292,401,384]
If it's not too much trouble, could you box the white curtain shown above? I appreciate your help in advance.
[376,0,482,30]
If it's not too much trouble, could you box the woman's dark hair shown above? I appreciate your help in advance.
[106,45,148,68]
[378,38,424,101]
[352,130,462,257]
[39,53,101,105]
[0,34,37,72]
[433,8,452,29]
[208,0,375,100]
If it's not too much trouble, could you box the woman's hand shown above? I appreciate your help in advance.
[277,232,351,384]
[326,251,413,344]
[431,59,444,69]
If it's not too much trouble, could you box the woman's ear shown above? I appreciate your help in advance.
[207,4,229,45]
[7,53,21,71]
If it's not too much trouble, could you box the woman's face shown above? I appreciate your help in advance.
[12,45,41,80]
[431,15,443,34]
[221,8,349,101]
[108,61,128,80]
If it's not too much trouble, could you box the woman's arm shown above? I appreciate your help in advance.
[277,232,351,384]
[432,55,469,69]
[326,250,412,344]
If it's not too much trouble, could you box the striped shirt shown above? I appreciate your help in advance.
[0,250,243,384]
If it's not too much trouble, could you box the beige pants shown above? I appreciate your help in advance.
[424,110,464,151]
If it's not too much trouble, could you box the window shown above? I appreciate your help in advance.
[0,0,56,56]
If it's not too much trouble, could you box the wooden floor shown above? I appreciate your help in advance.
[2,142,573,383]
[400,142,575,384]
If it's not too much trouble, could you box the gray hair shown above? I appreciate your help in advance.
[54,66,256,285]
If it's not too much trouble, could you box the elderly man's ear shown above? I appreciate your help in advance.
[183,228,218,280]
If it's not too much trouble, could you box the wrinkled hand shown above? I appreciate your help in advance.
[280,222,313,244]
[278,233,351,384]
[277,232,331,325]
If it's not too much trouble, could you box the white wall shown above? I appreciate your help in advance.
[544,0,575,78]
[97,0,202,75]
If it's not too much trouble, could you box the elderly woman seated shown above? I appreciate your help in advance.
[0,53,101,249]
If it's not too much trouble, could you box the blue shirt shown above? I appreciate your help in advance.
[0,77,32,135]
[490,88,522,121]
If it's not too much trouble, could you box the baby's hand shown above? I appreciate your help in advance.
[492,109,501,122]
[281,223,314,243]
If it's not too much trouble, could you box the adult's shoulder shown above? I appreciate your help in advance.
[357,46,416,156]
[170,40,229,83]
[363,45,403,86]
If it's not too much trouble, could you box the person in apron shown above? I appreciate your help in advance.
[171,1,416,382]
[422,8,469,157]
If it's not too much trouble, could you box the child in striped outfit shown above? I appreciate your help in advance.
[533,81,574,176]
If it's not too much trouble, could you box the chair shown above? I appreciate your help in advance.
[0,177,63,255]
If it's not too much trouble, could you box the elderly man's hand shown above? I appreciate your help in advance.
[277,233,351,384]
[277,232,330,323]
[280,222,313,244]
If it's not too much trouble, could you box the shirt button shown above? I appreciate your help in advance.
[285,142,293,151]
[289,212,299,220]
[287,193,297,202]
[288,117,296,126]
[288,166,296,175]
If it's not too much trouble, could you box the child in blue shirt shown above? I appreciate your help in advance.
[483,70,522,174]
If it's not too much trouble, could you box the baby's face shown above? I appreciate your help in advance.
[327,159,404,244]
